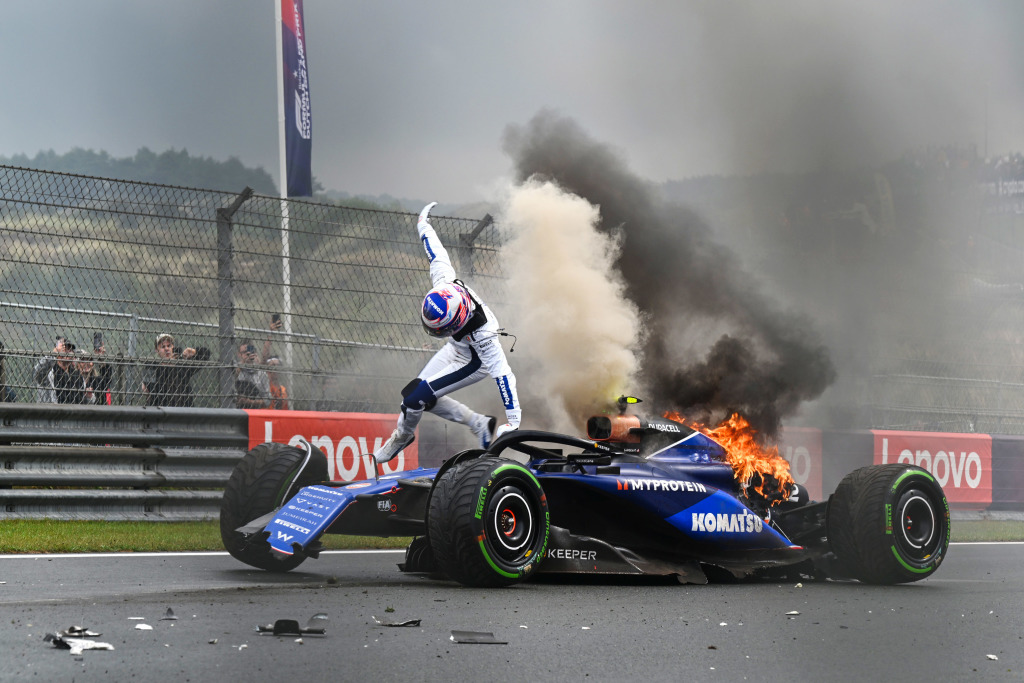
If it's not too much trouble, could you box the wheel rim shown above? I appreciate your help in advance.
[895,489,938,560]
[487,485,535,562]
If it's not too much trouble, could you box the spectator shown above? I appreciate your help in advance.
[88,335,115,405]
[77,349,114,406]
[265,356,290,410]
[235,338,270,408]
[141,333,211,407]
[262,313,283,364]
[33,337,88,404]
[0,340,16,403]
[258,316,289,410]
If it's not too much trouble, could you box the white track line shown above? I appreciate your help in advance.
[0,549,404,560]
[1,543,1020,560]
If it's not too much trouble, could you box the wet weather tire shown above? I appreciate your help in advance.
[220,442,328,572]
[428,457,549,587]
[827,464,950,584]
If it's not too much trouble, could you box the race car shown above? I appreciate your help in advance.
[220,398,950,587]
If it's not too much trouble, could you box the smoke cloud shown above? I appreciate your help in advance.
[498,179,642,431]
[502,111,835,437]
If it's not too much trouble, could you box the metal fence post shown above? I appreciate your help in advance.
[128,313,139,405]
[216,188,254,409]
[458,213,493,276]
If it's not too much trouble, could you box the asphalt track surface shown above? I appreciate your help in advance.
[1,543,1021,682]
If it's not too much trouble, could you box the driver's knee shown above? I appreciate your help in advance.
[401,378,437,411]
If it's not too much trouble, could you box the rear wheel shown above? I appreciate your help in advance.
[428,457,549,587]
[220,442,328,572]
[827,464,949,584]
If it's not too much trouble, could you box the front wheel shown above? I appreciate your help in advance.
[827,464,950,584]
[220,442,328,572]
[428,457,549,587]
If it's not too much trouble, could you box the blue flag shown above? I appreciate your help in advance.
[281,0,312,197]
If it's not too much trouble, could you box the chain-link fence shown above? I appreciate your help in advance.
[6,163,1024,434]
[0,165,504,413]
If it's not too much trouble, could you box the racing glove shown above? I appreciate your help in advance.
[494,408,521,440]
[494,423,517,440]
[417,202,438,237]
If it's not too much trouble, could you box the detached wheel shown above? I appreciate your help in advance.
[428,457,549,587]
[827,464,950,584]
[220,442,328,572]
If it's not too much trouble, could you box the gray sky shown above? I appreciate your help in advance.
[2,1,1023,203]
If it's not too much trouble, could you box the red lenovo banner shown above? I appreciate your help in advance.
[777,427,823,501]
[245,410,416,481]
[872,430,991,508]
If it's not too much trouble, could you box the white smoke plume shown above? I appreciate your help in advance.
[498,179,642,431]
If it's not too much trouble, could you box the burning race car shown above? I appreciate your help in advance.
[220,398,950,587]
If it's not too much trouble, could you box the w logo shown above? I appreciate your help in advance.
[276,531,294,542]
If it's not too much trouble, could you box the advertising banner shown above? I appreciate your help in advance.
[872,430,991,508]
[777,427,823,501]
[246,410,416,481]
[280,0,312,196]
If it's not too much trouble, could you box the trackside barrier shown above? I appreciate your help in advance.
[0,404,435,521]
[0,404,249,521]
[2,406,1021,521]
[782,427,1024,512]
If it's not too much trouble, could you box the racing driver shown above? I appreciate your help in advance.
[373,202,522,464]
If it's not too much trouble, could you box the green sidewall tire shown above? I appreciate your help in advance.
[428,457,549,587]
[828,464,950,584]
[220,442,328,572]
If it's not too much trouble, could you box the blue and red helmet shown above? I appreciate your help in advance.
[421,283,473,337]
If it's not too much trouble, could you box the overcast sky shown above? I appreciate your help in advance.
[3,1,1024,203]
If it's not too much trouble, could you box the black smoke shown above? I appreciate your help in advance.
[503,110,835,438]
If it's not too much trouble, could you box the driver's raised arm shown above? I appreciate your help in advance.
[416,202,457,287]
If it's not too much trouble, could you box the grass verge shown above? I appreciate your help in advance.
[0,519,1021,554]
[0,520,410,554]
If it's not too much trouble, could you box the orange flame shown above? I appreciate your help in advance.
[664,411,794,505]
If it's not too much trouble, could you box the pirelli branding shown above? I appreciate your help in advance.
[616,478,707,493]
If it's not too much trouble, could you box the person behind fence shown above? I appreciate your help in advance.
[33,337,90,404]
[87,332,114,405]
[0,340,16,403]
[76,349,113,405]
[265,355,290,410]
[235,339,271,409]
[141,333,211,407]
[373,202,521,464]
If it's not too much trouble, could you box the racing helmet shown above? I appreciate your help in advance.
[421,283,473,337]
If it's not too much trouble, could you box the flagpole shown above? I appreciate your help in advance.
[274,0,294,370]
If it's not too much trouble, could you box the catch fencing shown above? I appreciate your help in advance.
[3,163,1024,436]
[0,165,504,414]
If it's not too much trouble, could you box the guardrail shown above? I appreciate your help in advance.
[0,404,249,521]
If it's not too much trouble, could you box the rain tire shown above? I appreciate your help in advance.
[827,464,950,584]
[428,457,549,587]
[220,442,328,572]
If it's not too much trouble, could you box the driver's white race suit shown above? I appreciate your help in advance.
[374,202,521,464]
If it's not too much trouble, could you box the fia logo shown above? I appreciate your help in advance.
[377,498,397,513]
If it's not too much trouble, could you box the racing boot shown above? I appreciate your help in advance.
[373,428,415,464]
[373,406,422,464]
[470,413,498,449]
[432,396,496,449]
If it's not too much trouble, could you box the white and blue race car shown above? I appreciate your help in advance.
[221,398,950,587]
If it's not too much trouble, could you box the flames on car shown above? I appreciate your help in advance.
[665,411,795,507]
